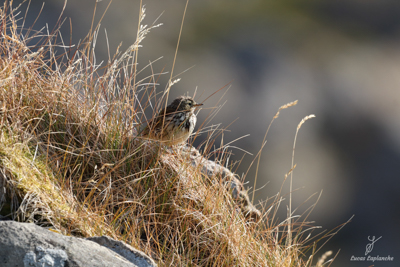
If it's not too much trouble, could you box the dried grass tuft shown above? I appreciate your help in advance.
[0,1,341,266]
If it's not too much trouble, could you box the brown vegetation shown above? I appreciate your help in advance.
[0,1,337,266]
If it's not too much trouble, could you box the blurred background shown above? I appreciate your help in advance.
[6,0,400,265]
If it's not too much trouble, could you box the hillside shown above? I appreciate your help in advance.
[0,2,335,266]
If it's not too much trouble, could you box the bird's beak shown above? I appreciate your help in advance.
[194,103,203,107]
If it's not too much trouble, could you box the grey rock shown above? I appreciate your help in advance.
[184,146,262,222]
[86,236,157,267]
[0,221,157,267]
[23,246,68,267]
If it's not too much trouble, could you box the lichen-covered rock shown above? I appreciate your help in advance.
[87,236,157,267]
[0,221,157,267]
[184,146,262,222]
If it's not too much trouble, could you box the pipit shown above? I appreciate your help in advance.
[142,96,203,145]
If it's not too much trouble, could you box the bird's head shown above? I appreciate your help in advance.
[169,96,203,112]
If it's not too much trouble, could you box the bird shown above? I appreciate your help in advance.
[141,96,203,146]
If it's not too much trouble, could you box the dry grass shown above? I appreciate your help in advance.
[0,1,340,266]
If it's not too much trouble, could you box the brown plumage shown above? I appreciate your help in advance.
[141,96,203,145]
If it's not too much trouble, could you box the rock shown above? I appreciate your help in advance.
[23,246,68,267]
[0,221,157,267]
[87,236,157,267]
[184,146,262,222]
